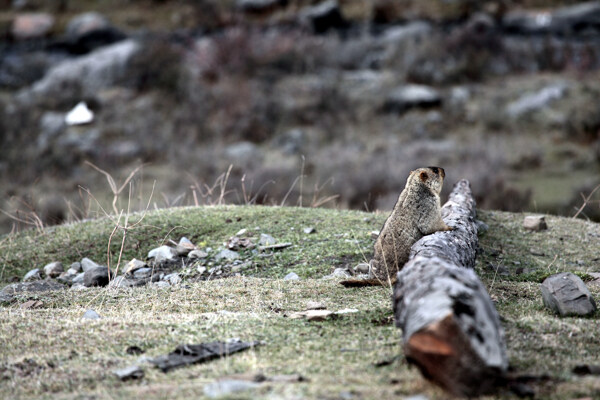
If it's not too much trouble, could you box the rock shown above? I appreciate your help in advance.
[112,365,144,381]
[306,301,326,310]
[124,258,147,275]
[189,249,209,259]
[82,309,101,320]
[231,262,252,273]
[71,283,87,291]
[306,309,334,321]
[197,266,207,275]
[284,272,299,281]
[133,267,153,279]
[215,249,240,262]
[65,101,94,125]
[332,268,351,278]
[354,263,370,274]
[541,272,596,316]
[11,13,54,40]
[303,227,316,234]
[163,273,182,285]
[43,261,64,278]
[335,308,359,315]
[0,280,65,302]
[152,281,170,289]
[83,266,112,287]
[81,257,101,272]
[203,379,260,398]
[259,242,292,252]
[72,272,85,284]
[23,268,42,281]
[70,262,83,272]
[224,141,261,164]
[20,300,43,309]
[16,39,140,106]
[148,245,177,262]
[523,215,548,231]
[383,84,442,113]
[108,276,136,288]
[235,228,247,236]
[506,84,566,118]
[300,0,348,34]
[176,237,196,256]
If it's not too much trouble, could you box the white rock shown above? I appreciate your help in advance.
[82,309,101,320]
[23,268,42,282]
[124,258,146,274]
[65,101,94,125]
[189,249,208,259]
[81,257,100,272]
[43,262,64,278]
[163,273,182,285]
[147,245,177,262]
[284,272,299,281]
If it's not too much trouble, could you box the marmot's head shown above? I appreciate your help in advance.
[409,166,445,194]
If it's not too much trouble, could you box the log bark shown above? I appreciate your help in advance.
[393,179,508,397]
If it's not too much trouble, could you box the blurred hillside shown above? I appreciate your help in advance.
[1,0,600,233]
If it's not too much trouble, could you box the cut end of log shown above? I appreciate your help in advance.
[405,314,506,397]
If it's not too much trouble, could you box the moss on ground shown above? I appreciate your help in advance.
[1,206,600,399]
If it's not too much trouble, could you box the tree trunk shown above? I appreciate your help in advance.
[393,179,508,397]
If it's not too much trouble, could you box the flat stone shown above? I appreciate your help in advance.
[152,281,170,289]
[124,258,146,274]
[81,257,101,272]
[259,242,292,252]
[176,237,196,256]
[108,276,136,288]
[235,228,247,236]
[43,261,64,278]
[306,301,326,310]
[69,262,82,272]
[188,249,208,259]
[23,268,42,282]
[258,233,276,246]
[133,267,153,279]
[112,365,144,381]
[283,272,299,281]
[541,272,597,316]
[231,262,252,273]
[303,227,316,234]
[215,249,239,262]
[332,268,351,278]
[163,273,182,285]
[305,309,334,321]
[384,84,442,113]
[83,266,112,287]
[354,263,370,274]
[71,283,88,291]
[0,280,65,302]
[523,215,548,231]
[203,379,260,398]
[82,309,101,320]
[148,245,177,262]
[72,272,85,284]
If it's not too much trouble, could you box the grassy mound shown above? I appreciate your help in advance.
[1,206,599,399]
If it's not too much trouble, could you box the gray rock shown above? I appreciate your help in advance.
[224,141,261,164]
[70,262,83,272]
[284,272,299,281]
[0,280,65,302]
[72,272,85,284]
[81,257,101,272]
[83,266,112,287]
[23,268,42,282]
[124,258,146,274]
[303,227,316,234]
[112,365,144,381]
[332,268,351,278]
[108,276,136,288]
[147,245,177,262]
[215,249,239,262]
[306,301,326,310]
[188,249,209,259]
[354,263,370,275]
[152,281,170,289]
[259,233,276,246]
[11,13,54,40]
[197,266,207,275]
[384,85,442,113]
[82,309,101,320]
[230,262,252,274]
[203,379,260,399]
[541,272,597,316]
[43,261,64,278]
[176,237,196,256]
[523,215,548,231]
[133,267,153,279]
[70,283,87,291]
[163,273,182,285]
[37,112,66,151]
[506,84,566,118]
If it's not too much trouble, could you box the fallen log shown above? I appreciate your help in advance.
[393,179,508,397]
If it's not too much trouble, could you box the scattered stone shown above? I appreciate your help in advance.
[23,268,42,282]
[163,273,182,285]
[152,281,170,289]
[83,266,112,287]
[227,236,255,250]
[82,309,101,320]
[57,268,79,285]
[284,272,299,281]
[150,339,262,372]
[215,249,240,262]
[354,263,370,274]
[523,215,548,231]
[197,266,207,275]
[148,245,177,262]
[235,228,247,236]
[0,280,66,303]
[113,365,144,381]
[332,268,351,278]
[189,249,209,259]
[258,233,276,246]
[541,272,597,316]
[204,379,260,398]
[303,227,316,234]
[108,276,136,288]
[11,13,55,40]
[43,261,64,278]
[306,301,326,310]
[20,300,43,309]
[72,272,85,284]
[133,267,153,279]
[259,242,292,252]
[124,258,147,274]
[65,101,94,125]
[383,84,442,113]
[506,84,566,118]
[70,262,82,272]
[176,237,196,256]
[81,257,101,272]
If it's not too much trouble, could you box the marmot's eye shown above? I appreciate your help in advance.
[429,167,439,174]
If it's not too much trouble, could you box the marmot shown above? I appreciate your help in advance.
[342,167,452,287]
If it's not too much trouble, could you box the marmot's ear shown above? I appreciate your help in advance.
[419,171,428,181]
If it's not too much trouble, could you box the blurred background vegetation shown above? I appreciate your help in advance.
[1,0,599,233]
